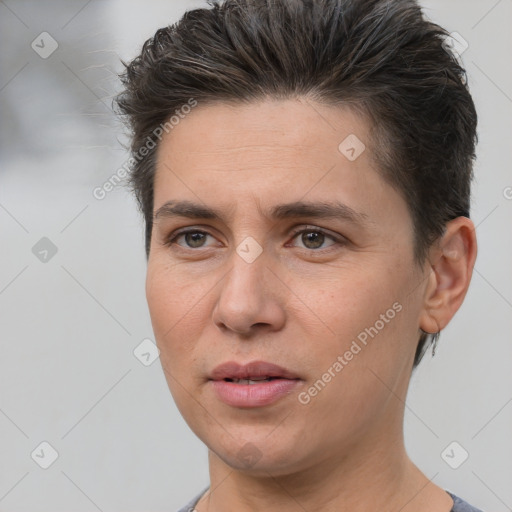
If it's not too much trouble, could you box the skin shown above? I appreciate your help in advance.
[146,98,477,512]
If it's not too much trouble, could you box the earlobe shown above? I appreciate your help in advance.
[419,217,478,334]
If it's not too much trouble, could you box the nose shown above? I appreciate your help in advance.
[212,251,286,338]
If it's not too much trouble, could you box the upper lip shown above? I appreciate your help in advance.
[209,360,300,381]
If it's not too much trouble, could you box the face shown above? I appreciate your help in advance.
[146,98,430,476]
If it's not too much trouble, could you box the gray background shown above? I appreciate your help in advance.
[0,0,511,510]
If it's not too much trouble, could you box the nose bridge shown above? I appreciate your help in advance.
[213,242,285,335]
[227,246,267,301]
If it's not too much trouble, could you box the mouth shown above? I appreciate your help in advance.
[209,360,300,381]
[223,377,281,384]
[208,360,302,408]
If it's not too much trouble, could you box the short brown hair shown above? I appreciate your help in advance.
[115,0,477,366]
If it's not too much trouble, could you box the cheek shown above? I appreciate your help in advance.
[312,265,398,337]
[145,261,208,364]
[307,261,418,384]
[145,263,212,420]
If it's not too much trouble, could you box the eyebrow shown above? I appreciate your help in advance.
[153,199,369,226]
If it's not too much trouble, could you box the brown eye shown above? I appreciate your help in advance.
[301,231,325,249]
[167,229,216,249]
[290,229,338,250]
[182,232,207,248]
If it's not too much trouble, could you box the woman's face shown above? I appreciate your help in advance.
[146,98,430,476]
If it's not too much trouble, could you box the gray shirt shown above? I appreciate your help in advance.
[176,488,484,512]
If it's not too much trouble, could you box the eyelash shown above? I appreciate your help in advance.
[164,226,344,252]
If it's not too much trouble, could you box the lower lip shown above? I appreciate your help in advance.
[210,379,301,407]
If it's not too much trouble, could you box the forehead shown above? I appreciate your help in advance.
[156,99,371,182]
[152,98,408,230]
[155,98,370,172]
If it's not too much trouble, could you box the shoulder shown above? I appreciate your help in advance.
[446,491,485,512]
[176,487,208,512]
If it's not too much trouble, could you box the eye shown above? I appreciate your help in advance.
[166,229,218,249]
[164,226,344,252]
[289,227,340,250]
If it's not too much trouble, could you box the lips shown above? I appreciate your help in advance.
[209,361,301,408]
[209,360,300,381]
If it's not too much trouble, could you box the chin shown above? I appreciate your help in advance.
[219,448,300,477]
[206,426,311,476]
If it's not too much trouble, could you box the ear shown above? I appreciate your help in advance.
[419,217,478,334]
